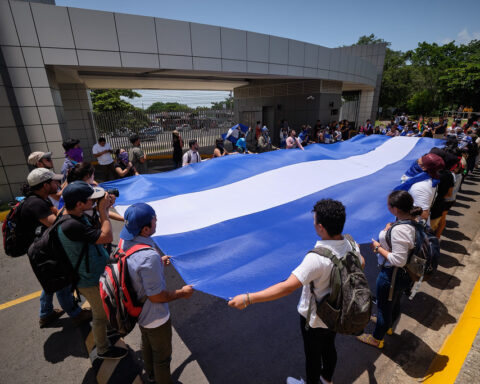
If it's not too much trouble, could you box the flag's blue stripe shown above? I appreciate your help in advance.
[102,135,395,206]
[151,137,439,299]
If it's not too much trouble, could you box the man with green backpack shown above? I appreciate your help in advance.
[229,199,371,384]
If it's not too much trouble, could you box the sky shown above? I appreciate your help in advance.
[57,0,480,107]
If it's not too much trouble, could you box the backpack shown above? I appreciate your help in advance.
[99,241,152,336]
[386,219,440,282]
[27,215,88,295]
[2,199,30,257]
[307,234,372,335]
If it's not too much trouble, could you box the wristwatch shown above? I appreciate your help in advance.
[374,245,380,253]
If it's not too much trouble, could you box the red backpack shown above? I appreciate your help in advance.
[99,240,152,336]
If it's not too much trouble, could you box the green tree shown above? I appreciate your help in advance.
[354,34,388,46]
[145,101,190,112]
[89,89,141,112]
[210,96,234,110]
[439,40,480,108]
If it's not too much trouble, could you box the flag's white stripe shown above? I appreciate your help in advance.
[116,137,419,236]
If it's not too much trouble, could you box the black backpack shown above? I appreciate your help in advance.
[27,215,88,295]
[307,234,372,335]
[386,219,440,282]
[2,199,30,257]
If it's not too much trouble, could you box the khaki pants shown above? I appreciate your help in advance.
[429,217,442,231]
[79,285,109,354]
[140,319,172,384]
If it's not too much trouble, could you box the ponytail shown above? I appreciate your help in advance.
[388,190,421,217]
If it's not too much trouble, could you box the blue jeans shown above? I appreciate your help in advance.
[39,285,81,319]
[373,267,411,340]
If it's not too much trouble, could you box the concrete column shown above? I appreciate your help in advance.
[59,83,96,160]
[357,90,375,126]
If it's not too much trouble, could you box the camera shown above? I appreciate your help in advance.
[107,188,119,197]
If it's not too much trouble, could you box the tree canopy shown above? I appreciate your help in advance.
[89,89,141,113]
[355,34,480,116]
[145,101,191,113]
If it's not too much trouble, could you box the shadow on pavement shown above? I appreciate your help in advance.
[401,292,456,331]
[442,229,471,242]
[43,318,89,363]
[456,195,475,202]
[453,201,470,209]
[440,239,469,255]
[437,252,465,269]
[447,209,464,217]
[426,269,461,290]
[445,220,458,229]
[458,189,480,196]
[382,330,448,379]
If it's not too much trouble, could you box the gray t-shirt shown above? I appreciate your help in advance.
[124,235,170,328]
[129,146,146,174]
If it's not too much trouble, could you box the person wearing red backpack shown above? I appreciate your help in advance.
[120,203,194,384]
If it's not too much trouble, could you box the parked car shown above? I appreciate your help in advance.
[138,127,158,141]
[148,125,163,134]
[111,127,132,137]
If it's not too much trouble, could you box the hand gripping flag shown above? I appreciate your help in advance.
[102,135,444,299]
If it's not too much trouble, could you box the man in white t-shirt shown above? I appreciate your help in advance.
[182,139,201,166]
[228,199,364,384]
[92,137,116,181]
[408,153,445,220]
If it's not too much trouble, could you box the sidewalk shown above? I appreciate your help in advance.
[456,330,480,383]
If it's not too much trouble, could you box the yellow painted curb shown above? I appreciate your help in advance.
[0,210,9,222]
[423,276,480,383]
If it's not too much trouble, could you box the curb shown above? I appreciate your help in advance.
[423,226,480,383]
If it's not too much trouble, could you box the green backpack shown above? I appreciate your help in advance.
[307,234,372,335]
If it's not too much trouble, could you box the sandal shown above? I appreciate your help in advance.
[357,333,384,349]
[370,315,393,335]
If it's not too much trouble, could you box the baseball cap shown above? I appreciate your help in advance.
[120,203,156,240]
[62,181,105,207]
[27,168,62,187]
[421,153,445,179]
[62,138,80,151]
[28,151,52,166]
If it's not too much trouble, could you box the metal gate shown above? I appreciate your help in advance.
[90,109,234,155]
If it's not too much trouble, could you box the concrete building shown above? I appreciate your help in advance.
[0,0,386,202]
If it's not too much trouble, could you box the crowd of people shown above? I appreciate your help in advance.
[6,110,479,383]
[228,130,480,384]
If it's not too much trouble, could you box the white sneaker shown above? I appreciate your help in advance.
[286,377,305,384]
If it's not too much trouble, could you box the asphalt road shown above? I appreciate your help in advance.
[1,170,480,384]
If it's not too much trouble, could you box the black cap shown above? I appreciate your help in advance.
[62,181,105,207]
[62,138,80,151]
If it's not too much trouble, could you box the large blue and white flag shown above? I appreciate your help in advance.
[103,136,443,299]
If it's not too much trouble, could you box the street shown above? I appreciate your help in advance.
[1,170,480,383]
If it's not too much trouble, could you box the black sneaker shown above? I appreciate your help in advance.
[97,346,128,360]
[39,308,65,328]
[71,308,92,327]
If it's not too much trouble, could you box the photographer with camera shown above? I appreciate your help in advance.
[63,162,124,223]
[58,181,127,360]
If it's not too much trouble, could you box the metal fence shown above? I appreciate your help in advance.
[90,109,235,155]
[443,110,479,120]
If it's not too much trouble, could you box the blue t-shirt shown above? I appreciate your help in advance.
[123,235,170,327]
[58,215,109,287]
